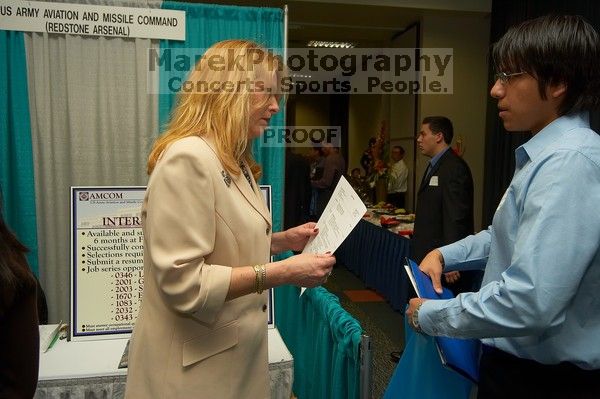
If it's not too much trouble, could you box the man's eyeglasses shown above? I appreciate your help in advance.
[494,71,526,84]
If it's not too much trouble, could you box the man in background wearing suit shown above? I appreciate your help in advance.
[411,116,481,294]
[311,144,346,217]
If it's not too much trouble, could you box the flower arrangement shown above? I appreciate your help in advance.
[366,121,389,188]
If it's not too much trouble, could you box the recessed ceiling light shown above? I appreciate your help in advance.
[290,74,312,79]
[307,40,355,48]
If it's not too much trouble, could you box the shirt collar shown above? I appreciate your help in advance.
[515,112,589,168]
[430,146,450,168]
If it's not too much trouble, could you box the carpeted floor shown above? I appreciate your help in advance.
[343,289,386,303]
[323,266,405,399]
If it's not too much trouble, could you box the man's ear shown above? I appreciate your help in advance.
[549,81,567,99]
[434,132,444,144]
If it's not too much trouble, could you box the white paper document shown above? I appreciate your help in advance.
[301,176,367,294]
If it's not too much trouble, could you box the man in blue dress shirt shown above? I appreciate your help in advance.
[406,15,600,398]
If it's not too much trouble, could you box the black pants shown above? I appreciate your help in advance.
[478,345,600,399]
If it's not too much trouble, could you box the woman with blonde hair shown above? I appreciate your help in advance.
[125,40,335,399]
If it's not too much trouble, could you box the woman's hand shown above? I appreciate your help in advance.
[227,252,334,301]
[271,222,319,254]
[285,222,319,251]
[282,252,335,288]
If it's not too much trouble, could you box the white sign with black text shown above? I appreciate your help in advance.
[0,1,185,40]
[70,187,145,341]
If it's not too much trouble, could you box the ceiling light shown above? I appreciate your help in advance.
[307,40,355,48]
[290,74,312,79]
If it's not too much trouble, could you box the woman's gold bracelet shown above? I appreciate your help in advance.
[253,264,266,294]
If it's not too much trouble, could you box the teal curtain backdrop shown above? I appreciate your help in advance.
[0,30,39,275]
[158,1,285,235]
[276,282,363,399]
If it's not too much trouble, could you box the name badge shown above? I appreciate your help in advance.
[429,176,439,186]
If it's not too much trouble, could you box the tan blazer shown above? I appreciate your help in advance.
[125,136,273,399]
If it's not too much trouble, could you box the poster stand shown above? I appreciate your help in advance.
[70,185,275,341]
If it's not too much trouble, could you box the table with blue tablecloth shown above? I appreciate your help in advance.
[336,219,412,311]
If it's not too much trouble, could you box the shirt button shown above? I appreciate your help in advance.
[262,304,267,312]
[266,226,271,235]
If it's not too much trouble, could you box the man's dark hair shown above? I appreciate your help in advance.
[492,14,600,116]
[422,116,453,144]
[392,145,405,155]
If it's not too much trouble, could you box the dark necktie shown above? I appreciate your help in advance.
[420,162,432,189]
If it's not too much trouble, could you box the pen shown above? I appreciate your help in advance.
[44,321,62,353]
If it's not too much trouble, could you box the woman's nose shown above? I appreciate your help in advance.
[269,96,280,114]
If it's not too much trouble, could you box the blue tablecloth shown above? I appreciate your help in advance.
[384,312,474,399]
[336,219,412,310]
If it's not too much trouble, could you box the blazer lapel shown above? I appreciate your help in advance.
[418,164,431,193]
[200,137,272,228]
[231,162,272,228]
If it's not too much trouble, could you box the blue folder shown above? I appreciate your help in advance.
[405,257,480,383]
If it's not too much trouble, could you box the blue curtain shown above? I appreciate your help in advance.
[337,219,412,310]
[0,30,39,276]
[159,1,285,233]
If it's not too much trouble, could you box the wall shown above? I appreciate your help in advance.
[348,94,383,173]
[419,12,491,230]
[388,25,418,212]
[292,94,331,156]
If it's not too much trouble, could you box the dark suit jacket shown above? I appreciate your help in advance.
[411,149,474,264]
[284,151,311,229]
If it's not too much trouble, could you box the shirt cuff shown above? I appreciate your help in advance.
[418,298,454,336]
[438,243,463,271]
